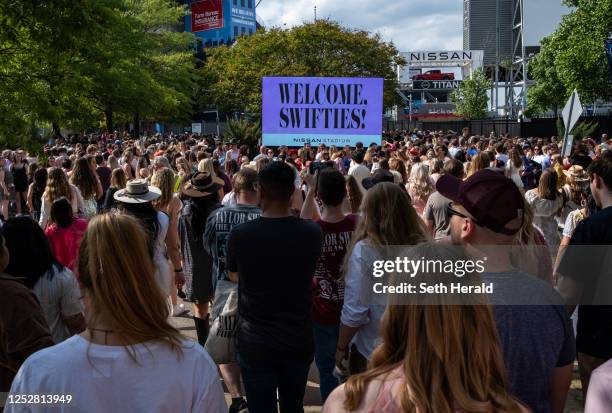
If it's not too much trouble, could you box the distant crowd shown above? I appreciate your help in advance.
[1,126,612,413]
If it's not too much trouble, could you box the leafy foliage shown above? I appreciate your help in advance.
[199,20,404,115]
[527,0,612,114]
[224,118,262,155]
[450,69,492,120]
[0,0,196,144]
[556,118,599,140]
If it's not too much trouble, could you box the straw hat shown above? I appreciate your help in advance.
[563,165,589,182]
[114,179,162,203]
[182,172,221,198]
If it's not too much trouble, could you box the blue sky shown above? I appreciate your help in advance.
[256,0,571,52]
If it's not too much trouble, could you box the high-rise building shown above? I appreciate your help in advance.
[463,0,513,67]
[184,0,257,47]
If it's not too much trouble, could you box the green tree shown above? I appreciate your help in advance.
[526,34,568,116]
[86,0,196,132]
[0,0,198,143]
[224,118,262,155]
[0,0,124,143]
[451,69,492,120]
[527,0,612,114]
[199,20,404,115]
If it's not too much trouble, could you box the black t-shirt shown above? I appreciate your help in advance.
[227,216,322,359]
[559,206,612,358]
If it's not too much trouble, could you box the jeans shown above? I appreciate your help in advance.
[237,351,312,413]
[312,323,340,402]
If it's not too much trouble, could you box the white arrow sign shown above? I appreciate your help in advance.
[562,89,583,134]
[561,90,583,157]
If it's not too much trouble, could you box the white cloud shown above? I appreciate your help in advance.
[255,0,463,52]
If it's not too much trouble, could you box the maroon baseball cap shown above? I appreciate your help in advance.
[436,169,524,235]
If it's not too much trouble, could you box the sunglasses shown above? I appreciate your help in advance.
[447,203,483,227]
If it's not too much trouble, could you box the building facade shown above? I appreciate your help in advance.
[463,0,513,67]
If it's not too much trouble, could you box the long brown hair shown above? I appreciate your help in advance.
[70,157,98,200]
[389,157,407,183]
[538,169,558,201]
[509,147,523,169]
[110,168,127,189]
[344,182,427,269]
[344,175,363,214]
[78,214,183,359]
[44,167,72,203]
[343,243,525,413]
[151,167,175,211]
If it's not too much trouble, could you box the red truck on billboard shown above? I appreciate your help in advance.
[412,70,455,81]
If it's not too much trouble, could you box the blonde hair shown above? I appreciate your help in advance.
[468,152,490,177]
[151,167,175,210]
[198,158,215,177]
[44,167,72,203]
[78,214,183,359]
[407,162,434,201]
[344,182,427,273]
[343,244,524,413]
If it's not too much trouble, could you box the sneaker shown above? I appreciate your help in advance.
[172,304,188,317]
[229,398,248,413]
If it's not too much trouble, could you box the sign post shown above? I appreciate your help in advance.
[561,89,583,157]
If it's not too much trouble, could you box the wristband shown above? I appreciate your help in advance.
[174,268,183,273]
[336,345,349,352]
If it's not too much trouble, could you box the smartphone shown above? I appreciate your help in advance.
[309,161,334,174]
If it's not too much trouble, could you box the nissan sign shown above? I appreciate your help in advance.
[405,50,483,65]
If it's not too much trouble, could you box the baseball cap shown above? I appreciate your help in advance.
[436,169,524,235]
[362,169,394,190]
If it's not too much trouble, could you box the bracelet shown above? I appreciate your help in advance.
[174,268,183,273]
[336,345,349,352]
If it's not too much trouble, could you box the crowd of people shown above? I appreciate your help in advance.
[1,126,611,413]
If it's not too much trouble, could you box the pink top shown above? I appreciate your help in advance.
[324,365,524,413]
[45,218,88,273]
[585,359,612,413]
[364,366,465,413]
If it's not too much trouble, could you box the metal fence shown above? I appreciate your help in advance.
[384,114,612,139]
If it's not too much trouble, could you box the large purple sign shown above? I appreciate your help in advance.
[262,77,383,147]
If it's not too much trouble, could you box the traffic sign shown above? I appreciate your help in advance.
[562,90,583,135]
[561,90,583,157]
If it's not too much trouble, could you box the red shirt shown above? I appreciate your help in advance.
[45,218,88,273]
[311,214,358,325]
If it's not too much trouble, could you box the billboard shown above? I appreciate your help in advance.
[399,50,484,83]
[191,0,224,33]
[262,77,383,147]
[186,0,256,44]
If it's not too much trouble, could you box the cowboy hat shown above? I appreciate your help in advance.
[114,179,161,203]
[563,165,589,182]
[182,172,221,198]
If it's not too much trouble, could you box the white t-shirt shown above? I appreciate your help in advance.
[153,211,171,296]
[32,267,83,343]
[6,336,226,413]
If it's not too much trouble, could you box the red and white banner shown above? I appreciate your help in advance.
[191,0,224,33]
